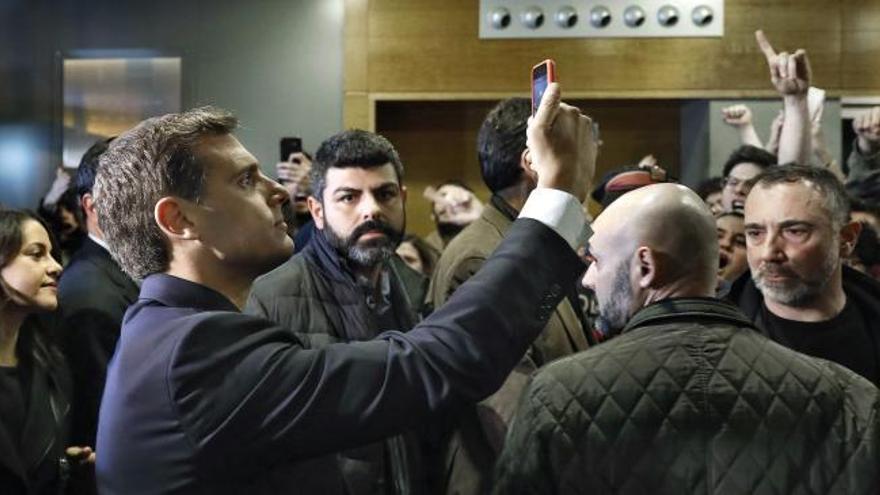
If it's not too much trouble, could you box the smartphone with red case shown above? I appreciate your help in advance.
[531,59,557,116]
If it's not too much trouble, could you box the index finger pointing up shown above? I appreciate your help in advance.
[755,30,776,61]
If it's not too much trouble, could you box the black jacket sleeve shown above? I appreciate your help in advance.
[171,219,585,471]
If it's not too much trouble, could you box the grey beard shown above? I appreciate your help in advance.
[323,220,401,270]
[754,250,838,307]
[346,244,393,268]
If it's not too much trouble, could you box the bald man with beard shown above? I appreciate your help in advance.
[494,183,880,494]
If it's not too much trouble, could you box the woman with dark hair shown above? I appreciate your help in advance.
[0,209,92,494]
[396,234,440,278]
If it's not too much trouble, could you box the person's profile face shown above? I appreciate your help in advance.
[188,134,293,277]
[0,219,62,312]
[743,182,839,306]
[580,225,637,336]
[721,162,764,212]
[315,163,406,267]
[705,190,723,216]
[58,206,80,239]
[716,214,747,283]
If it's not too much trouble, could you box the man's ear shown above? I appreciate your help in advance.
[400,184,408,205]
[308,196,325,230]
[634,246,659,289]
[520,148,538,184]
[80,193,96,217]
[154,197,198,240]
[839,220,863,258]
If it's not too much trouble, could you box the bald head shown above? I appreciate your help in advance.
[593,183,719,293]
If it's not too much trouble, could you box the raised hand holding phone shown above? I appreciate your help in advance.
[531,59,557,116]
[526,81,596,202]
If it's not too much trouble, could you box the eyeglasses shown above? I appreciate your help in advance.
[723,176,752,189]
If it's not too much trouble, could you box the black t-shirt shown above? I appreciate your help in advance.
[762,300,880,386]
[0,364,27,449]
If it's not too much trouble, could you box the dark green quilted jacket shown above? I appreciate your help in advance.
[494,298,880,494]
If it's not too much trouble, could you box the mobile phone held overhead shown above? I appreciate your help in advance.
[531,59,557,115]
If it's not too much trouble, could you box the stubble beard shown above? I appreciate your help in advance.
[754,247,839,307]
[596,262,634,337]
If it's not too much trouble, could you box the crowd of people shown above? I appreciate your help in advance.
[1,29,879,494]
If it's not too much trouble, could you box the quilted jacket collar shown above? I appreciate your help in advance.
[622,297,757,334]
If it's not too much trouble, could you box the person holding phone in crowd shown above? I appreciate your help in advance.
[93,82,597,494]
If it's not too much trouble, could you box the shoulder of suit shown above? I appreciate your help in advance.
[58,260,121,297]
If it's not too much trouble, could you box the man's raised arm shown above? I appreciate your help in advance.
[756,29,811,166]
[177,83,598,464]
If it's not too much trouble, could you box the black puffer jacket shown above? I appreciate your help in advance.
[494,298,880,494]
[246,231,427,495]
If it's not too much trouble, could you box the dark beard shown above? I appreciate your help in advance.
[595,261,633,338]
[324,218,403,268]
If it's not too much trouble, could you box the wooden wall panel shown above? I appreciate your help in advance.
[345,0,879,237]
[360,0,842,95]
[842,0,880,91]
[378,99,682,237]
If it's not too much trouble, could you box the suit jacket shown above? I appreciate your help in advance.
[57,236,139,447]
[430,199,589,359]
[95,219,585,494]
[428,198,591,495]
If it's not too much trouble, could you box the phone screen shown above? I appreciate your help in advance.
[532,63,548,116]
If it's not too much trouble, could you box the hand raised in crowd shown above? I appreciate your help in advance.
[526,82,597,202]
[757,29,812,164]
[423,185,483,226]
[756,30,812,96]
[637,154,669,181]
[276,151,312,199]
[854,106,880,155]
[721,104,753,127]
[722,104,764,148]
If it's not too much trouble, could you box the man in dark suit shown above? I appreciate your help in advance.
[93,85,597,494]
[57,139,140,448]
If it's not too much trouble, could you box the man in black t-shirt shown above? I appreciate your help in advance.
[729,164,880,386]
